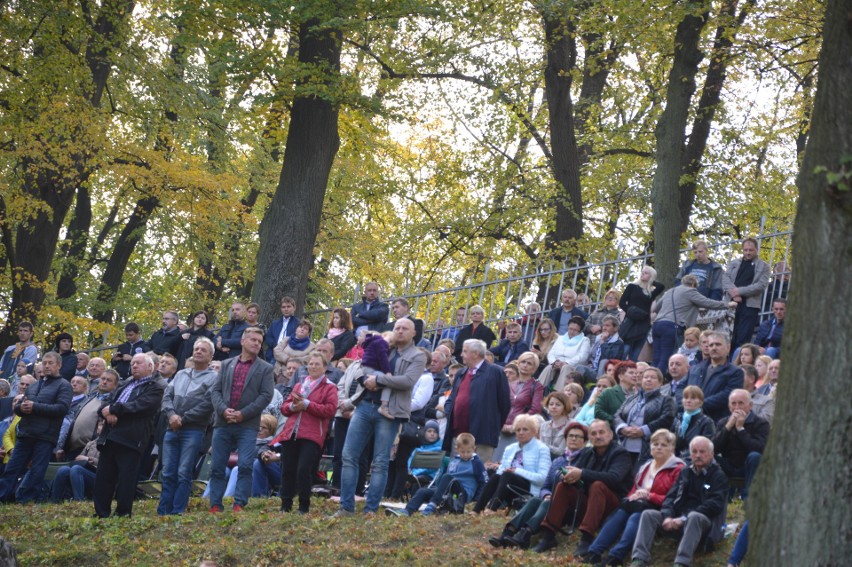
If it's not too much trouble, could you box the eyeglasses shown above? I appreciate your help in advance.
[566,434,586,440]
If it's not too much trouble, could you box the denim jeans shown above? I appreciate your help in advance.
[158,427,205,515]
[208,425,258,508]
[589,507,643,561]
[652,320,678,371]
[728,520,749,565]
[252,458,281,497]
[0,436,54,503]
[718,452,761,500]
[50,462,96,502]
[340,403,400,513]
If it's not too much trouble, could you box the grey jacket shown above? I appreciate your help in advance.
[161,367,218,429]
[374,342,427,419]
[652,285,731,328]
[210,356,274,430]
[336,361,366,417]
[723,257,771,309]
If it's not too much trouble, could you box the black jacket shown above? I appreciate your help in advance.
[175,328,215,367]
[112,339,150,379]
[15,375,72,444]
[98,376,166,453]
[452,324,497,359]
[618,282,665,343]
[712,412,769,468]
[614,388,676,463]
[147,327,182,356]
[662,461,729,544]
[674,412,715,460]
[573,441,633,499]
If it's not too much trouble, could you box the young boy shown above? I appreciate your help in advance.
[406,420,443,485]
[386,432,487,517]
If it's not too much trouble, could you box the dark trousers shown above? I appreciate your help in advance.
[386,437,417,499]
[280,438,322,512]
[0,436,54,503]
[542,480,620,537]
[473,470,531,513]
[94,441,142,517]
[731,304,759,352]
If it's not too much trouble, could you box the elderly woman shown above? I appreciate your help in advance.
[651,274,735,371]
[325,308,357,362]
[581,429,685,565]
[538,316,591,394]
[619,266,666,361]
[490,422,589,548]
[273,319,316,383]
[494,352,545,461]
[675,385,716,461]
[613,367,676,469]
[452,305,497,359]
[473,414,551,514]
[587,289,624,336]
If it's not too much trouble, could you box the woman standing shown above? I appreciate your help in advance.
[619,266,666,362]
[613,367,676,469]
[276,352,338,514]
[272,320,317,383]
[176,311,215,368]
[325,308,357,362]
[494,353,544,461]
[452,305,497,359]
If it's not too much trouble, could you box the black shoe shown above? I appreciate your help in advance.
[506,527,532,549]
[532,532,557,553]
[606,558,624,566]
[574,533,593,557]
[488,526,516,548]
[579,552,603,565]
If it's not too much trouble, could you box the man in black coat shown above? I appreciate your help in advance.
[93,353,166,517]
[712,389,769,500]
[147,310,183,357]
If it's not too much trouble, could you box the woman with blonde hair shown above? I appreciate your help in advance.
[530,318,557,371]
[619,266,666,361]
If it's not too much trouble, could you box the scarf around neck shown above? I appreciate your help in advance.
[289,336,310,351]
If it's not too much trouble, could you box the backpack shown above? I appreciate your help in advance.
[437,478,468,514]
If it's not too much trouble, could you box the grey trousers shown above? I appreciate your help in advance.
[631,509,711,566]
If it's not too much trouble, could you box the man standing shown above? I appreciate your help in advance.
[549,289,589,335]
[686,332,744,422]
[630,436,728,567]
[712,389,769,500]
[673,240,725,299]
[442,339,510,463]
[158,338,217,516]
[208,327,274,512]
[147,310,183,357]
[215,302,249,361]
[264,296,299,363]
[0,321,38,380]
[0,352,72,503]
[723,238,771,351]
[351,282,389,336]
[336,318,426,516]
[111,323,149,379]
[440,306,468,343]
[384,298,425,345]
[93,354,166,517]
[489,322,530,366]
[75,353,90,377]
[661,354,690,414]
[754,298,785,359]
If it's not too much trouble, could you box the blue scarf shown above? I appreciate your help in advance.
[680,408,702,437]
[289,336,310,351]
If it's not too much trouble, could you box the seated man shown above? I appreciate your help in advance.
[685,332,743,422]
[754,298,785,359]
[712,389,769,500]
[533,420,632,557]
[489,322,530,367]
[630,436,728,567]
[581,315,625,378]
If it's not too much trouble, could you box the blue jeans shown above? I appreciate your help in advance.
[652,320,678,371]
[158,428,205,515]
[208,425,258,508]
[729,520,749,565]
[718,452,761,500]
[589,507,643,561]
[0,436,53,503]
[508,496,550,531]
[340,403,400,513]
[51,462,97,502]
[252,458,281,497]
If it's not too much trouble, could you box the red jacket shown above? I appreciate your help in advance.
[274,376,337,449]
[628,457,685,507]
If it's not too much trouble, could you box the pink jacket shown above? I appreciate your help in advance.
[275,376,337,449]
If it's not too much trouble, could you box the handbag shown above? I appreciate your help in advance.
[621,497,654,514]
[399,421,424,445]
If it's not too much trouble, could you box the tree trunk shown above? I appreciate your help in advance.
[750,1,852,564]
[252,18,342,323]
[56,187,92,303]
[650,2,709,285]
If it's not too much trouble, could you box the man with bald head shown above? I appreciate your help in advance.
[661,354,690,413]
[712,389,768,500]
[94,353,166,517]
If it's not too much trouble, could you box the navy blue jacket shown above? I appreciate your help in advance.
[754,317,783,352]
[215,319,249,360]
[350,299,389,332]
[15,375,72,444]
[547,306,589,331]
[264,317,300,363]
[686,361,744,422]
[489,339,530,366]
[59,350,78,381]
[147,327,182,356]
[442,361,510,451]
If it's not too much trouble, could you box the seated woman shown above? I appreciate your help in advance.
[563,383,585,420]
[674,385,715,462]
[754,354,772,389]
[472,414,551,514]
[325,308,356,362]
[581,429,685,565]
[539,392,573,458]
[537,317,591,393]
[530,319,557,375]
[272,319,316,383]
[613,367,676,471]
[251,415,284,497]
[493,353,544,461]
[575,375,615,426]
[489,422,589,549]
[676,327,702,365]
[734,343,761,368]
[50,420,103,502]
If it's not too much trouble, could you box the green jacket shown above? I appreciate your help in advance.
[594,385,631,426]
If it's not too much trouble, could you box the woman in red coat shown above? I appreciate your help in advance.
[274,351,338,513]
[580,429,685,565]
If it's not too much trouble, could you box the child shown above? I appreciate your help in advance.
[357,335,394,420]
[677,327,702,365]
[539,392,571,458]
[407,420,443,486]
[387,432,487,517]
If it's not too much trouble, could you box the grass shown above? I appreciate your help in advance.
[0,496,744,566]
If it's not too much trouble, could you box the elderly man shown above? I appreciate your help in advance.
[489,322,530,366]
[630,436,728,567]
[53,375,91,459]
[583,315,625,377]
[85,357,108,393]
[336,318,427,516]
[208,327,274,512]
[215,302,249,361]
[754,298,785,359]
[533,420,632,555]
[442,339,510,463]
[158,337,218,516]
[686,332,744,422]
[712,389,768,500]
[661,354,691,413]
[147,310,183,357]
[351,282,390,336]
[0,352,72,503]
[292,339,343,386]
[75,352,90,377]
[723,238,771,352]
[549,289,589,335]
[93,354,166,517]
[60,369,119,460]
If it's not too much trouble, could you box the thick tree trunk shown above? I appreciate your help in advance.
[650,2,709,284]
[56,187,92,302]
[750,1,852,563]
[252,18,342,323]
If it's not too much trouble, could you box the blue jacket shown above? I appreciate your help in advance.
[264,317,300,363]
[498,438,552,495]
[489,339,530,366]
[439,454,489,501]
[215,319,249,360]
[442,361,511,451]
[686,360,744,422]
[15,375,72,444]
[754,317,783,353]
[351,298,389,332]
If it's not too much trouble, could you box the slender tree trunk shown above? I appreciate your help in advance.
[56,187,92,302]
[751,1,852,563]
[253,18,342,323]
[650,1,709,284]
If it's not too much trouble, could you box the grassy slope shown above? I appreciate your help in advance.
[0,497,743,566]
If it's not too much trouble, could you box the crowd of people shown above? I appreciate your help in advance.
[0,238,789,566]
